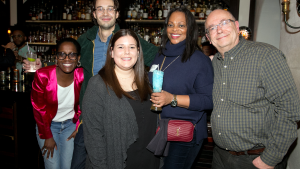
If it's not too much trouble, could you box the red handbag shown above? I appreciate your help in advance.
[156,115,195,142]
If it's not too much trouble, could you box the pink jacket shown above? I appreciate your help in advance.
[31,65,84,139]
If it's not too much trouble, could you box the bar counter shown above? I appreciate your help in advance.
[0,75,41,168]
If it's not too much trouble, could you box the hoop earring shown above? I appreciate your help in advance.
[77,60,81,67]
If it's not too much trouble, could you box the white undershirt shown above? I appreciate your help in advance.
[52,82,75,122]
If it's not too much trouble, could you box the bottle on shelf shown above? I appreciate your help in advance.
[80,1,86,20]
[32,5,36,20]
[28,6,33,20]
[205,0,212,19]
[148,4,153,20]
[199,0,205,20]
[196,0,201,18]
[63,4,67,20]
[157,2,163,20]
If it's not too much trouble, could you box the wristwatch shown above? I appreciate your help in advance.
[171,94,177,107]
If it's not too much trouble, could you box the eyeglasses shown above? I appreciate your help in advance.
[206,19,235,34]
[57,52,78,60]
[95,7,115,14]
[12,35,23,39]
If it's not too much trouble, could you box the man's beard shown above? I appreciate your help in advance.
[98,19,116,30]
[15,40,25,48]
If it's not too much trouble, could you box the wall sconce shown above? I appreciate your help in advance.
[282,0,300,29]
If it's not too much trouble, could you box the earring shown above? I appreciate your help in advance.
[77,60,81,67]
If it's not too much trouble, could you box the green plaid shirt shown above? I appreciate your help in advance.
[211,37,300,166]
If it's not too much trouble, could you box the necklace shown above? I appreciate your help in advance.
[160,55,180,71]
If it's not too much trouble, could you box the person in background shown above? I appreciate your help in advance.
[201,41,216,60]
[82,29,160,169]
[205,9,300,169]
[24,0,158,168]
[2,28,36,76]
[31,38,84,169]
[148,7,214,169]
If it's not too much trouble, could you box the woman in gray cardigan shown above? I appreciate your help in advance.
[82,29,160,169]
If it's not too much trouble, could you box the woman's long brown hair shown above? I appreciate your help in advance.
[98,29,152,101]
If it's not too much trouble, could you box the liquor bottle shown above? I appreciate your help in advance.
[68,5,73,20]
[53,30,57,43]
[20,67,25,83]
[6,66,11,82]
[212,0,218,10]
[28,6,33,20]
[43,27,47,42]
[137,9,143,20]
[32,5,36,20]
[163,2,168,19]
[35,3,39,20]
[77,2,82,20]
[127,5,132,19]
[80,1,86,20]
[47,27,51,43]
[38,2,43,20]
[43,6,47,19]
[46,7,51,20]
[140,0,144,9]
[148,4,153,19]
[50,5,54,20]
[139,27,145,39]
[196,0,201,17]
[199,1,205,20]
[190,4,195,16]
[28,31,33,43]
[157,2,162,20]
[157,27,162,45]
[143,7,148,19]
[205,0,212,19]
[144,29,150,43]
[63,4,67,20]
[33,31,37,42]
[132,6,137,19]
[72,3,78,20]
[217,0,223,9]
[85,2,91,20]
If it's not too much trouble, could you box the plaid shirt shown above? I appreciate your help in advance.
[211,37,300,166]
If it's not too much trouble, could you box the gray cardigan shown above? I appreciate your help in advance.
[82,74,139,169]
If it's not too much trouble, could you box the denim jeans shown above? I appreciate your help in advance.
[36,119,76,169]
[71,124,86,169]
[163,133,203,169]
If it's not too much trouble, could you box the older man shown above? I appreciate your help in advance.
[206,9,300,169]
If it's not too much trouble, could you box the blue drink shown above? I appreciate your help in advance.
[151,70,164,111]
[152,70,164,93]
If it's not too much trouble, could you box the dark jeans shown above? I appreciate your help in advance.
[71,125,86,169]
[212,146,288,169]
[163,134,203,169]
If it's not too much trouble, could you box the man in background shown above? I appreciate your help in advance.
[201,41,216,60]
[2,28,35,76]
